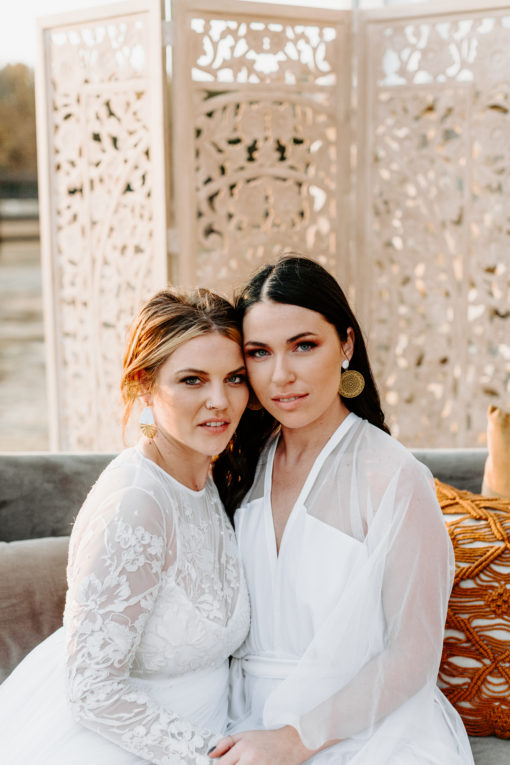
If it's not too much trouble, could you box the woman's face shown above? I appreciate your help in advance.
[148,332,248,457]
[243,301,352,430]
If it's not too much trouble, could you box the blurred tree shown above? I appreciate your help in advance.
[0,64,37,180]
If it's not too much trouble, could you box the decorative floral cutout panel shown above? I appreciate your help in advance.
[360,7,510,446]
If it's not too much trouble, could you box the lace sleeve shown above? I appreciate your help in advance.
[64,485,217,764]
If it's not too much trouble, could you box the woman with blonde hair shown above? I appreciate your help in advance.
[0,288,250,764]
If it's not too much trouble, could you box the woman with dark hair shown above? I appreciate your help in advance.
[211,256,473,764]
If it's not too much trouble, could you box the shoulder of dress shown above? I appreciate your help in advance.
[88,455,179,523]
[341,420,428,481]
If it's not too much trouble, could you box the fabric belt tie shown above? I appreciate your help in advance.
[240,655,298,680]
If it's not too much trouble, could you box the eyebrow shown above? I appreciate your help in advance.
[176,366,247,376]
[244,332,319,347]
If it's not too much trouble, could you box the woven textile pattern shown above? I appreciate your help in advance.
[437,480,510,738]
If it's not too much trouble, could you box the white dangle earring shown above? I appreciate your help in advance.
[140,406,157,439]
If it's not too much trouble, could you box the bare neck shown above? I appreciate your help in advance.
[277,396,351,468]
[140,435,211,492]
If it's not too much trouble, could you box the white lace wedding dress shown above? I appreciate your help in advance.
[0,446,249,764]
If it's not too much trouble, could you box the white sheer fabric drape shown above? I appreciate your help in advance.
[231,415,473,763]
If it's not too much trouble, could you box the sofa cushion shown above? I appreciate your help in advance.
[0,453,114,542]
[437,481,510,738]
[413,448,487,494]
[0,536,69,682]
[470,735,510,765]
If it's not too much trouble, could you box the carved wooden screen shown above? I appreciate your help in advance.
[36,0,510,451]
[171,0,351,296]
[357,1,510,447]
[36,0,169,450]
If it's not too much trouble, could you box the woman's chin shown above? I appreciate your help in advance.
[264,406,312,429]
[194,429,235,457]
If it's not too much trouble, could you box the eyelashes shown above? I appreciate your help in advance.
[245,348,269,359]
[245,341,318,358]
[179,374,247,386]
[296,341,317,352]
[226,374,247,385]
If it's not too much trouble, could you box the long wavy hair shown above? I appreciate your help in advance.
[214,255,389,518]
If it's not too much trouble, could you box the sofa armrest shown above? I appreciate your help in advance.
[0,536,69,682]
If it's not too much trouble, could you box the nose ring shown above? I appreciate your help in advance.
[206,401,215,410]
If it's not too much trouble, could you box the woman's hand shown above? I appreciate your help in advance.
[209,725,327,764]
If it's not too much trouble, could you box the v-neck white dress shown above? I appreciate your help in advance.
[229,414,474,764]
[0,447,249,764]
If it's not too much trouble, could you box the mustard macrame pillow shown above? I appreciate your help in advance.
[437,480,510,738]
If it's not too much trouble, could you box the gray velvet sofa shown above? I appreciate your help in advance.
[0,449,508,764]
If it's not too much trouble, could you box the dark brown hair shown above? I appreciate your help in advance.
[214,255,389,518]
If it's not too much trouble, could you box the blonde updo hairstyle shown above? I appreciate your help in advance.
[121,287,242,438]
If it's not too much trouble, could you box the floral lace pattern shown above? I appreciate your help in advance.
[64,449,249,764]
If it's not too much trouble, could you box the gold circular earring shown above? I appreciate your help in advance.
[339,360,365,398]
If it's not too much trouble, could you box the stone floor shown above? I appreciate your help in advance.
[0,219,49,451]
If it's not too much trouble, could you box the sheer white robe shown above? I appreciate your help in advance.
[0,447,249,764]
[229,413,474,764]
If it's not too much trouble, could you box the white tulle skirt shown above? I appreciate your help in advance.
[0,628,228,764]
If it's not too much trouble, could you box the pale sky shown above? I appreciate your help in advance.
[1,0,109,67]
[0,0,403,68]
